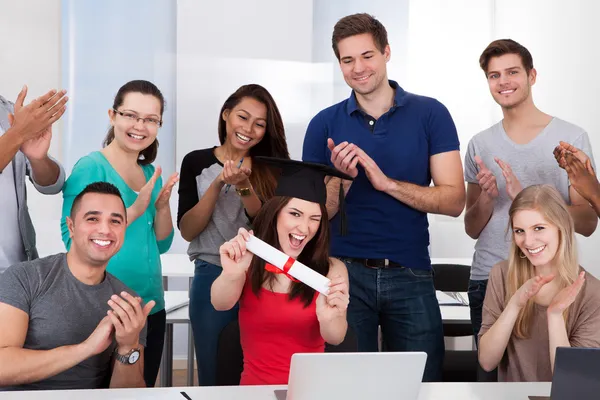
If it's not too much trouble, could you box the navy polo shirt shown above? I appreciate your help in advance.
[302,80,459,269]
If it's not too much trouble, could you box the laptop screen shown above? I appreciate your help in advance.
[549,347,600,400]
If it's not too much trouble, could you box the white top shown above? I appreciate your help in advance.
[1,382,551,399]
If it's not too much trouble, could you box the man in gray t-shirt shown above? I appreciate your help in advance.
[464,39,598,352]
[0,182,154,390]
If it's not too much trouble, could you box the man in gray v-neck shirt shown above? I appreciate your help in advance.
[0,87,68,271]
[463,39,598,358]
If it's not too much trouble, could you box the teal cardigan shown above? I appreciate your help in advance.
[61,151,173,313]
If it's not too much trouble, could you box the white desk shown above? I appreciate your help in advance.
[161,253,194,278]
[1,382,551,399]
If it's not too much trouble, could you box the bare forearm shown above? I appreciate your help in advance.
[237,185,262,218]
[0,344,89,387]
[464,195,495,239]
[210,271,246,311]
[179,180,223,241]
[478,303,520,371]
[0,127,24,173]
[384,179,465,217]
[109,357,145,388]
[319,315,347,345]
[567,204,598,237]
[154,208,174,241]
[28,156,60,187]
[547,313,570,372]
[325,178,353,220]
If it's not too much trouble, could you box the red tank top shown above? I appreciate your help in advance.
[238,283,325,385]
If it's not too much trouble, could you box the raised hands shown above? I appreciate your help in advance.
[548,271,585,316]
[131,166,162,219]
[495,157,523,200]
[220,159,252,187]
[82,316,115,357]
[107,292,155,351]
[8,86,68,160]
[509,273,555,310]
[219,228,254,277]
[563,152,600,203]
[474,156,499,199]
[316,274,350,322]
[8,86,68,142]
[554,141,593,172]
[155,171,179,211]
[328,139,359,178]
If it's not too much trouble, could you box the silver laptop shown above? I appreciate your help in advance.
[274,352,427,400]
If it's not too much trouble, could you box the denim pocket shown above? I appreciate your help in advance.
[407,267,433,278]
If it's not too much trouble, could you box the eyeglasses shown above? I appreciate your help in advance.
[113,109,162,127]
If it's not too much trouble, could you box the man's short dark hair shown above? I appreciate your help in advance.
[479,39,534,75]
[70,182,126,219]
[332,13,389,61]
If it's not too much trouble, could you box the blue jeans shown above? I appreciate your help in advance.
[344,260,445,382]
[467,279,488,346]
[468,278,498,382]
[189,259,239,386]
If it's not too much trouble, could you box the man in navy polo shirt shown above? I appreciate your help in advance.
[302,13,466,381]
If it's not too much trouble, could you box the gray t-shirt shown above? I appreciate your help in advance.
[177,148,250,266]
[0,253,147,391]
[464,117,595,280]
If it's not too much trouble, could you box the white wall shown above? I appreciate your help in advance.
[0,0,64,256]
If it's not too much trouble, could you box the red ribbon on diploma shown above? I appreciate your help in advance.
[265,257,299,282]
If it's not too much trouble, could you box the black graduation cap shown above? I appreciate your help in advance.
[255,157,354,234]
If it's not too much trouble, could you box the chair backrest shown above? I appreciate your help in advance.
[215,319,243,386]
[216,320,359,385]
[432,263,472,337]
[432,263,471,292]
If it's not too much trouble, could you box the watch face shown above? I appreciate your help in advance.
[128,350,140,364]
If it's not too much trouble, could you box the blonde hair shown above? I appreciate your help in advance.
[506,185,579,338]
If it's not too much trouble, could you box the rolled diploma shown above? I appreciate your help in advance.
[245,235,331,295]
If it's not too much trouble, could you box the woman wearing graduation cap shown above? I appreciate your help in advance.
[211,157,352,385]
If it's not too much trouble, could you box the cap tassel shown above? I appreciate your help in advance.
[339,180,347,235]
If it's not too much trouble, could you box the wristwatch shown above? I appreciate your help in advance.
[235,187,252,197]
[114,347,141,365]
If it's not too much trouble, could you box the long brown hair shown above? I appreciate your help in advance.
[506,185,579,338]
[248,196,330,307]
[103,80,165,165]
[218,84,289,200]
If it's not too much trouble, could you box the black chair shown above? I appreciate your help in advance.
[215,319,358,385]
[432,263,478,382]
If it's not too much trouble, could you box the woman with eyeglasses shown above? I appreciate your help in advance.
[60,80,178,387]
[177,84,289,386]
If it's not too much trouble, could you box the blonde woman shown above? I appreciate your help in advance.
[478,184,600,382]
